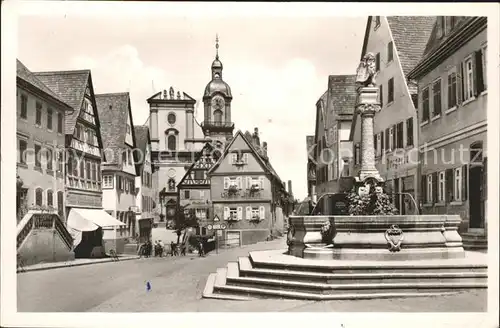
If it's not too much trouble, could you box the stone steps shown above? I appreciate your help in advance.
[462,236,487,251]
[202,251,488,301]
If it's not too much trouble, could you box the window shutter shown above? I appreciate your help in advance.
[259,176,265,189]
[459,62,465,103]
[259,206,265,220]
[385,128,390,150]
[237,207,243,220]
[246,206,252,220]
[392,125,397,150]
[237,176,242,189]
[445,169,453,203]
[223,207,229,220]
[381,131,385,153]
[462,164,468,201]
[374,135,378,155]
[420,174,427,204]
[432,172,438,204]
[474,50,485,95]
[379,84,383,106]
[224,177,229,189]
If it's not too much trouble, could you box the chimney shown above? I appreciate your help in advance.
[262,142,268,158]
[288,180,293,196]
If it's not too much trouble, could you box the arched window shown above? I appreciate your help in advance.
[167,135,176,151]
[35,188,43,206]
[47,190,53,207]
[213,110,223,125]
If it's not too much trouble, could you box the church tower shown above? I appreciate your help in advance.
[201,35,234,143]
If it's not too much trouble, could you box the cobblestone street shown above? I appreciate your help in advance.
[17,238,487,312]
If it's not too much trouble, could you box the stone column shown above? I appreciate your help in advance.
[356,87,383,182]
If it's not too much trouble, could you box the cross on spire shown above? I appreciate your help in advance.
[215,33,219,59]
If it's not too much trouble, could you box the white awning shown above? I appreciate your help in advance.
[67,208,126,232]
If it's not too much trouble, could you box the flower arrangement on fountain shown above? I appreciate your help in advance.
[226,213,239,225]
[346,182,399,216]
[249,183,260,193]
[28,204,58,213]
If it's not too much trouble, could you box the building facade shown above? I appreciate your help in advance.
[95,92,140,253]
[207,130,289,246]
[350,16,435,215]
[16,60,72,223]
[34,69,120,257]
[408,17,488,240]
[147,87,205,223]
[306,135,316,205]
[313,91,329,199]
[133,125,156,242]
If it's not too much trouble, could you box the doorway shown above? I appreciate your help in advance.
[469,142,485,229]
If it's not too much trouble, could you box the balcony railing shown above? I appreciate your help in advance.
[70,138,101,157]
[79,111,95,125]
[201,121,235,129]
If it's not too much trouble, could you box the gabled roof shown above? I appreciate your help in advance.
[422,17,469,58]
[177,142,220,187]
[16,59,72,110]
[146,87,196,103]
[386,16,436,78]
[95,92,138,174]
[360,16,436,78]
[207,130,276,180]
[133,125,151,174]
[33,69,91,134]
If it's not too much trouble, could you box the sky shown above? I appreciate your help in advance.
[18,14,366,200]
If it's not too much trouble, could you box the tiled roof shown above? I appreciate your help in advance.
[386,16,436,77]
[33,70,90,134]
[327,75,356,116]
[95,92,136,167]
[133,125,150,173]
[16,60,71,108]
[422,17,470,59]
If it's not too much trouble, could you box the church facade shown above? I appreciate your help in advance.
[149,35,235,224]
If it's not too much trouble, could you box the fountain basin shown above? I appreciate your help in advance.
[288,215,464,261]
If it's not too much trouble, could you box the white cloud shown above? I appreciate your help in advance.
[69,45,325,199]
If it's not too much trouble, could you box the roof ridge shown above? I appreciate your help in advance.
[34,69,91,76]
[95,92,130,97]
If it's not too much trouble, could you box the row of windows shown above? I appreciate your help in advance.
[421,45,487,124]
[75,123,99,147]
[19,94,64,134]
[142,170,153,188]
[223,176,265,190]
[183,189,206,200]
[378,77,395,106]
[373,42,394,74]
[17,138,64,174]
[33,188,64,211]
[223,206,266,220]
[102,174,135,193]
[230,153,249,164]
[422,166,467,204]
[67,153,101,183]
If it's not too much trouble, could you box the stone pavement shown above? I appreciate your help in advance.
[17,237,487,312]
[17,255,141,273]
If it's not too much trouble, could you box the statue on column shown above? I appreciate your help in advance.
[355,53,378,88]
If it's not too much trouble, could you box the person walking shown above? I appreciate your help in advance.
[198,239,205,257]
[170,241,176,256]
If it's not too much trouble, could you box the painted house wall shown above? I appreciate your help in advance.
[16,85,66,220]
[352,16,419,207]
[125,112,134,147]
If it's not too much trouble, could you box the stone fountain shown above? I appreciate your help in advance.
[202,53,487,301]
[288,53,465,261]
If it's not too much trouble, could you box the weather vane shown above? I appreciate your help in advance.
[215,33,219,59]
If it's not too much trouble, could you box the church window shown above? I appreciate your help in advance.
[213,110,223,125]
[167,112,176,125]
[167,135,176,151]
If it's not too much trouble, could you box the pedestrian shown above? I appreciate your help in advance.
[198,240,205,257]
[180,244,186,256]
[158,240,165,257]
[170,241,176,256]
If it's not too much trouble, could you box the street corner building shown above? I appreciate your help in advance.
[206,129,293,247]
[95,92,143,255]
[33,69,125,258]
[408,17,488,249]
[16,59,75,265]
[350,16,436,215]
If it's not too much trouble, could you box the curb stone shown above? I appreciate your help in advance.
[17,256,141,274]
